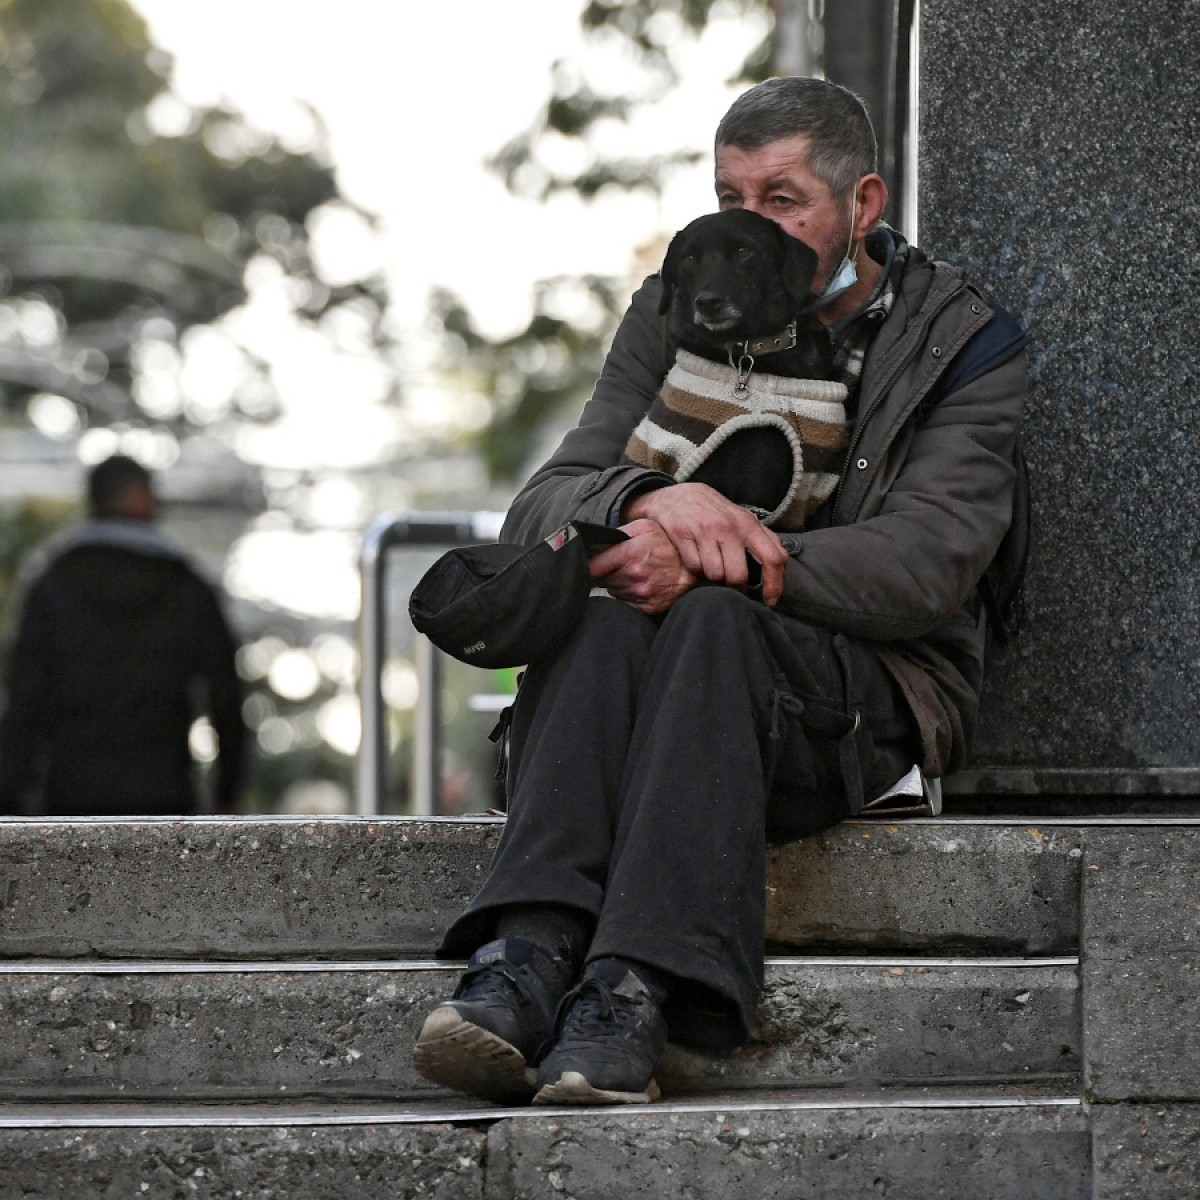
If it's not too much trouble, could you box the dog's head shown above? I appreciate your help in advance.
[658,209,822,353]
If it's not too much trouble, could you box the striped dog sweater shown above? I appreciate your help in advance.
[621,349,850,531]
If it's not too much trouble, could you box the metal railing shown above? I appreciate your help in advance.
[357,511,505,817]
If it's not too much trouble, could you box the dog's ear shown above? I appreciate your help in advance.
[658,230,683,315]
[777,228,821,307]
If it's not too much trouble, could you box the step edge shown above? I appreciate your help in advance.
[2,815,1198,828]
[0,956,1081,975]
[0,1093,1086,1129]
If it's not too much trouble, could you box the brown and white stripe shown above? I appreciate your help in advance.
[622,349,849,530]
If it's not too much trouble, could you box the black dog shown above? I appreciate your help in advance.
[659,208,833,379]
[622,208,847,527]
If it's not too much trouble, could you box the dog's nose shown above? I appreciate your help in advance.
[694,291,726,317]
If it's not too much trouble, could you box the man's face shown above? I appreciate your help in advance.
[714,134,854,293]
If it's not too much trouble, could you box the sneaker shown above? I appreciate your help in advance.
[533,960,668,1105]
[413,937,563,1102]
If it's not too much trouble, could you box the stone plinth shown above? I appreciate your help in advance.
[919,2,1200,778]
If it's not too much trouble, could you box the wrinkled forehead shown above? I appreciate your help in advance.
[714,135,833,197]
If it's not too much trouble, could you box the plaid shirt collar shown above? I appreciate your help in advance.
[828,225,905,396]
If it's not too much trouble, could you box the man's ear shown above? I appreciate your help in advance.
[777,227,821,307]
[853,174,889,239]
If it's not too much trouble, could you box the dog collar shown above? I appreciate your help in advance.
[727,320,798,360]
[725,321,800,399]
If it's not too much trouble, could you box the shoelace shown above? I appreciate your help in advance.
[455,960,530,1009]
[554,976,637,1042]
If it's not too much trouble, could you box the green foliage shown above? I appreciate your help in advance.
[580,0,772,80]
[447,0,774,483]
[434,276,626,481]
[0,0,382,436]
[488,0,771,200]
[0,0,335,234]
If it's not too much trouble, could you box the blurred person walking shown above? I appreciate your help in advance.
[0,455,246,816]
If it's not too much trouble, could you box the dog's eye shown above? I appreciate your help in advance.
[736,245,752,258]
[681,254,695,266]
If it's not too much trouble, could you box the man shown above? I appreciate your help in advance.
[0,454,246,816]
[414,77,1026,1106]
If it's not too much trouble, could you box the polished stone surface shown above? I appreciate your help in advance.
[919,1,1200,774]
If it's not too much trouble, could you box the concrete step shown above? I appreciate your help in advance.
[0,956,1078,1102]
[0,816,1084,958]
[0,1088,1090,1199]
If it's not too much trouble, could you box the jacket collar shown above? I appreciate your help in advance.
[55,518,187,562]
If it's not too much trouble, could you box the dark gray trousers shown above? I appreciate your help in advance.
[440,587,917,1049]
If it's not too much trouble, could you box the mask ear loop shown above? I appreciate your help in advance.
[843,188,859,264]
[799,185,863,315]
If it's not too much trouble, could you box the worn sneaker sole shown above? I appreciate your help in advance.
[413,1005,537,1102]
[533,1070,661,1106]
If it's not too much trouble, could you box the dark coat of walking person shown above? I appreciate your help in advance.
[0,455,246,816]
[413,77,1027,1107]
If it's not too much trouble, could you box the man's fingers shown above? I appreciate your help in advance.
[587,541,631,579]
[588,489,793,605]
[757,557,787,607]
[587,519,658,578]
[589,519,699,613]
[744,524,789,606]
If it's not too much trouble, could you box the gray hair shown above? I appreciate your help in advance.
[715,76,877,199]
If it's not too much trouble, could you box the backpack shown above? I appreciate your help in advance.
[922,296,1031,647]
[978,440,1031,646]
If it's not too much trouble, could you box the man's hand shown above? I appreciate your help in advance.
[588,519,699,614]
[591,483,790,611]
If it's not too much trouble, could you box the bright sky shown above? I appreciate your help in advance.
[127,0,765,338]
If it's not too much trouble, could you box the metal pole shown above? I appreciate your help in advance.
[356,513,398,817]
[355,512,506,818]
[412,633,440,817]
[901,0,920,245]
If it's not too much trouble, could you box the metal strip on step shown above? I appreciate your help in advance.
[0,1093,1085,1130]
[3,813,1199,827]
[0,960,452,975]
[763,956,1079,968]
[0,955,1080,975]
[871,816,1200,826]
[0,814,510,826]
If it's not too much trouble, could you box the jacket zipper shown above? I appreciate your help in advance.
[830,281,981,519]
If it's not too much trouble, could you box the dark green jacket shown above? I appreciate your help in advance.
[502,234,1027,775]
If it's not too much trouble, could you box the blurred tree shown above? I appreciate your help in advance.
[0,0,400,816]
[434,276,627,481]
[0,0,389,446]
[449,0,913,484]
[489,0,772,202]
[444,0,774,483]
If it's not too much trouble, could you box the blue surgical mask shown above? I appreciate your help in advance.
[816,254,858,306]
[803,193,858,312]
